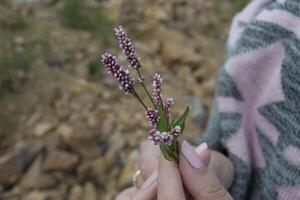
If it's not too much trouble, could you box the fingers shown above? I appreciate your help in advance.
[208,150,234,189]
[132,171,158,200]
[116,172,157,200]
[139,141,160,179]
[115,187,137,200]
[136,173,145,189]
[179,141,233,200]
[157,155,186,200]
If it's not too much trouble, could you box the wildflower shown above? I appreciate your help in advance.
[101,53,134,94]
[148,128,178,146]
[148,128,161,145]
[160,132,173,145]
[170,126,181,137]
[152,73,163,105]
[164,97,174,118]
[114,26,141,69]
[145,108,159,127]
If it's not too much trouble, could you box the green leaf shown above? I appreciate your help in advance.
[157,104,169,132]
[160,144,175,161]
[173,106,190,132]
[170,117,177,127]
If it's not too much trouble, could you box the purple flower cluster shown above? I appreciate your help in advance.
[102,26,185,149]
[164,97,174,118]
[101,53,134,94]
[145,108,159,127]
[148,126,181,145]
[152,73,163,105]
[114,26,141,69]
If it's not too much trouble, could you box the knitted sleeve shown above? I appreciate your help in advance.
[197,0,300,199]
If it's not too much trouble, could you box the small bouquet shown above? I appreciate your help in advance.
[101,26,189,161]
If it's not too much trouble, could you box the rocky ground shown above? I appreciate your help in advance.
[0,0,242,199]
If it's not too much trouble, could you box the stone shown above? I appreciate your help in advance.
[68,184,83,200]
[83,182,97,200]
[77,162,92,181]
[43,150,79,172]
[44,134,66,151]
[22,191,46,200]
[68,135,100,160]
[161,42,201,65]
[0,142,44,186]
[20,155,43,189]
[90,157,115,185]
[117,150,139,189]
[20,153,57,190]
[22,190,63,200]
[56,124,73,141]
[33,122,55,137]
[35,174,57,190]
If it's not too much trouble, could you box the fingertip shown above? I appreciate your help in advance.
[133,180,157,200]
[195,142,208,154]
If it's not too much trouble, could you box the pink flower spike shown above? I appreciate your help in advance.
[101,53,134,94]
[152,73,163,105]
[145,108,159,127]
[114,26,141,69]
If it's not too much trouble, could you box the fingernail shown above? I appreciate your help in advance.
[195,142,208,154]
[141,171,157,189]
[181,141,205,169]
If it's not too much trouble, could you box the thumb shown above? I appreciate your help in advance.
[179,141,233,200]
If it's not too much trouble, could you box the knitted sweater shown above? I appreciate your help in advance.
[199,0,300,199]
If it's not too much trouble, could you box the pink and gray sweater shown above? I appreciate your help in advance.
[199,0,300,199]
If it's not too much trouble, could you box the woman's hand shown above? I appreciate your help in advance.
[116,141,234,200]
[138,140,234,190]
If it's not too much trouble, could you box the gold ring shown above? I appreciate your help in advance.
[132,170,141,188]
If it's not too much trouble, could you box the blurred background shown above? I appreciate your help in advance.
[0,0,247,199]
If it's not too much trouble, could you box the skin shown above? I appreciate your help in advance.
[116,141,234,200]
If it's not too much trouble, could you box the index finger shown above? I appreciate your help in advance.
[157,155,186,200]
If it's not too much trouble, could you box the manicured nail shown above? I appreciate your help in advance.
[181,141,205,169]
[195,142,208,154]
[141,171,157,189]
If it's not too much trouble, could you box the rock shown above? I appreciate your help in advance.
[0,142,44,186]
[90,157,114,185]
[43,150,79,172]
[77,162,92,182]
[68,135,100,160]
[22,190,63,200]
[20,155,43,189]
[83,182,97,200]
[161,42,201,65]
[68,184,83,200]
[35,174,57,190]
[56,124,73,141]
[117,150,139,189]
[22,191,46,200]
[107,132,126,156]
[44,134,66,151]
[20,153,57,190]
[184,96,206,128]
[33,122,55,137]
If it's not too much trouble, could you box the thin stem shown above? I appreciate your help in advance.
[131,89,148,110]
[137,69,156,108]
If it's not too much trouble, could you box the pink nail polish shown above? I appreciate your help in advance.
[181,141,205,169]
[195,142,208,154]
[141,171,157,189]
